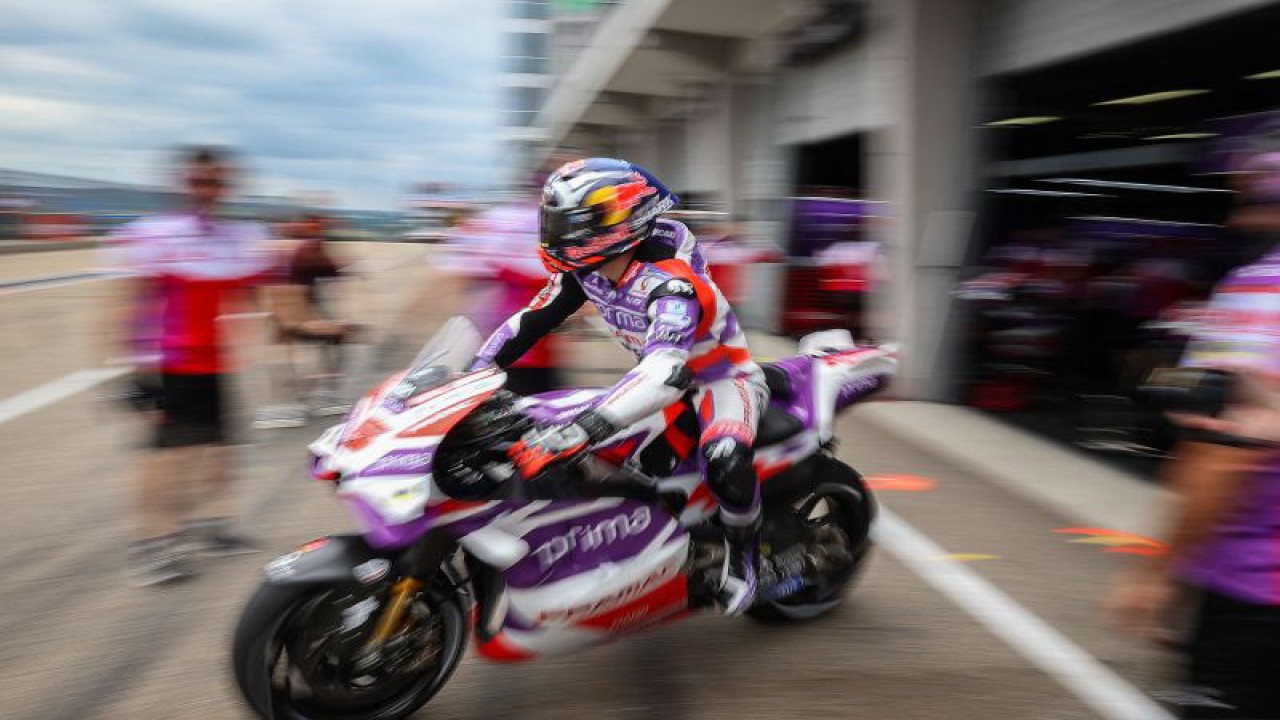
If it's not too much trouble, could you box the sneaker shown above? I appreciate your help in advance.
[129,535,196,587]
[718,532,759,617]
[253,403,308,429]
[185,519,261,557]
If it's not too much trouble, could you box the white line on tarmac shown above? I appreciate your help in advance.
[873,507,1174,720]
[0,367,128,426]
[0,271,121,295]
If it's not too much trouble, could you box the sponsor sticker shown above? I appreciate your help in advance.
[706,437,737,459]
[631,275,659,295]
[264,552,301,579]
[656,310,692,331]
[353,558,392,585]
[264,535,331,579]
[652,329,687,345]
[532,506,652,569]
[663,279,694,296]
[362,448,436,477]
[603,307,649,332]
[629,195,675,228]
[538,561,679,623]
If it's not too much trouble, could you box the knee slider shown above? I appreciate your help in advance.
[701,438,756,508]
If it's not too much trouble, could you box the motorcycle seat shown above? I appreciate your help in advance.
[761,362,793,401]
[755,404,805,447]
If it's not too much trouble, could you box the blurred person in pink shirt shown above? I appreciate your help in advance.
[108,146,285,586]
[435,197,565,395]
[428,160,584,395]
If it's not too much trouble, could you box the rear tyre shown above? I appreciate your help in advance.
[748,457,875,623]
[232,578,468,720]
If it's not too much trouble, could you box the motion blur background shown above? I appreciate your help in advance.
[3,1,1280,718]
[498,0,1280,471]
[7,0,1280,467]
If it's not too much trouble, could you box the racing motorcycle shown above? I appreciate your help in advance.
[232,318,897,720]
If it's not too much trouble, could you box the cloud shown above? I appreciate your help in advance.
[126,1,272,54]
[0,93,91,133]
[0,0,502,209]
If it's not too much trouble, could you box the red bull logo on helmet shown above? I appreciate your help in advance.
[585,174,657,227]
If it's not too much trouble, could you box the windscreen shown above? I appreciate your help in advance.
[395,316,485,398]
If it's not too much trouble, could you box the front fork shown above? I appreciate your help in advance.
[354,533,457,667]
[365,578,423,647]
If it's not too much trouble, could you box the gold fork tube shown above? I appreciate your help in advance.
[368,577,423,647]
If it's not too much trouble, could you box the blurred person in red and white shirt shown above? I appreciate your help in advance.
[426,160,586,395]
[108,146,285,586]
[435,195,566,395]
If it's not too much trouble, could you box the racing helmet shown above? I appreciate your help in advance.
[538,158,678,272]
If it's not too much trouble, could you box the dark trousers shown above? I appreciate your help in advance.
[154,373,227,448]
[1180,590,1280,719]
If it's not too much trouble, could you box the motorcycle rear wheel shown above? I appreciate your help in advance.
[232,578,468,720]
[748,458,875,623]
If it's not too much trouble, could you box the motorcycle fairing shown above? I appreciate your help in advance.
[471,498,692,660]
[315,369,508,549]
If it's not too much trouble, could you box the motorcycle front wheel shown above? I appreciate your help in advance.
[232,578,468,720]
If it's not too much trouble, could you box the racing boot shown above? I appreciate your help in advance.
[718,518,761,616]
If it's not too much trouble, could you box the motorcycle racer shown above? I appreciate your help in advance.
[468,158,767,615]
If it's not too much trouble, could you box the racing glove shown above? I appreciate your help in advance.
[508,411,618,480]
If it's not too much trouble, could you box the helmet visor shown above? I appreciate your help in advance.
[539,204,597,248]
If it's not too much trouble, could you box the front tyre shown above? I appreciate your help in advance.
[232,578,468,720]
[748,457,875,623]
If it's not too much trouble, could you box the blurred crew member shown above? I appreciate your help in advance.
[469,158,767,615]
[110,146,282,585]
[287,214,344,312]
[257,213,359,425]
[1108,152,1280,718]
[437,199,564,396]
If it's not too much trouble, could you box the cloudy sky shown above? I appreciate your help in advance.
[0,0,501,209]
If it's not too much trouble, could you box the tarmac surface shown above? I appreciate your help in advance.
[0,242,1180,719]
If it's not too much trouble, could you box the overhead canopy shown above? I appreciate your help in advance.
[537,0,809,151]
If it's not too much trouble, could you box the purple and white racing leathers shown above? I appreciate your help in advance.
[471,219,767,528]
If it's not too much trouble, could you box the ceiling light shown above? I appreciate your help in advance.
[988,189,1111,197]
[1246,69,1280,80]
[1069,216,1221,228]
[983,116,1062,127]
[1092,89,1208,106]
[1041,178,1233,194]
[1142,132,1219,140]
